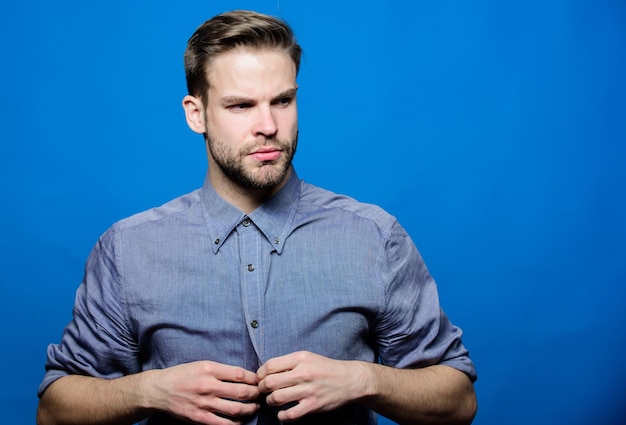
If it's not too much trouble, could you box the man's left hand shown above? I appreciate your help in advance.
[257,351,368,422]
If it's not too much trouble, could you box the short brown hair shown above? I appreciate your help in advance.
[184,10,302,105]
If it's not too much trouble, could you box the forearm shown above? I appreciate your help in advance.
[357,363,477,425]
[37,361,261,425]
[37,372,156,425]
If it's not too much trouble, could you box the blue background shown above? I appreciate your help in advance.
[1,1,625,424]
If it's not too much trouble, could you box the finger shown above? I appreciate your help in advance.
[202,397,260,419]
[275,399,310,423]
[180,403,257,425]
[211,363,259,386]
[210,380,261,401]
[257,369,297,394]
[257,358,285,380]
[257,351,304,378]
[263,383,305,408]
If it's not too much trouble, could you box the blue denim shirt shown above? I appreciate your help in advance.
[40,170,476,424]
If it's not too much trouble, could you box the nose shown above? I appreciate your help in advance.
[253,104,278,138]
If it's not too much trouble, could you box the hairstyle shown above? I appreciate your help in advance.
[184,10,302,106]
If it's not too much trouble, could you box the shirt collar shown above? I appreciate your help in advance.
[199,169,301,255]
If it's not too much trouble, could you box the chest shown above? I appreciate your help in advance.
[124,220,383,368]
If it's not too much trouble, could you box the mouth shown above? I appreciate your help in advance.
[248,147,282,162]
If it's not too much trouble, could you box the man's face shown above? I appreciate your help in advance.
[203,48,299,191]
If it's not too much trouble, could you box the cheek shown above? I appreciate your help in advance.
[280,110,299,135]
[208,113,249,141]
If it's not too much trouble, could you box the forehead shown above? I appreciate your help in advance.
[206,48,297,98]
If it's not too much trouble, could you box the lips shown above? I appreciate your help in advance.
[249,147,282,162]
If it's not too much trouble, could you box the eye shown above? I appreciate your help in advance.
[274,96,293,107]
[228,103,252,110]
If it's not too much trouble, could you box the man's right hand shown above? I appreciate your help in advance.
[147,360,261,424]
[37,361,261,425]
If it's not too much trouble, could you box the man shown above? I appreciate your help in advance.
[37,10,477,425]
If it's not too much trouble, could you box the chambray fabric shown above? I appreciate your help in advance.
[39,169,476,424]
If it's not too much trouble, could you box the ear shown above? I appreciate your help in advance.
[182,95,206,134]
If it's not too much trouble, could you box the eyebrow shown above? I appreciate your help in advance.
[220,96,252,107]
[219,87,298,107]
[273,87,298,101]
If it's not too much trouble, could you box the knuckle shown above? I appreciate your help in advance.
[233,366,246,380]
[265,393,278,407]
[271,391,288,406]
[262,358,276,372]
[261,375,275,391]
[224,402,246,417]
[291,366,312,383]
[199,361,215,374]
[234,385,254,400]
[281,406,299,422]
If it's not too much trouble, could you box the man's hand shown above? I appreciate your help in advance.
[257,351,367,422]
[148,360,261,425]
[256,352,476,425]
[37,361,261,425]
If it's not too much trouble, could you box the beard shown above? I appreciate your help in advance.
[206,130,298,190]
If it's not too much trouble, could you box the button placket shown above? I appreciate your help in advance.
[237,217,267,359]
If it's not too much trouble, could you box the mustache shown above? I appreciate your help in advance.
[244,139,287,153]
[242,132,298,155]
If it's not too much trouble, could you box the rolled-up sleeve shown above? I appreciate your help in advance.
[38,227,140,397]
[375,220,477,382]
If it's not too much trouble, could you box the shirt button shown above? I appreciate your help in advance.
[242,218,251,227]
[250,320,259,328]
[247,264,255,272]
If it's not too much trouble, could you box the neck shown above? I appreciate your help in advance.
[208,167,291,214]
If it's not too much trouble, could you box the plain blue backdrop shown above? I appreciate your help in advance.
[1,1,625,424]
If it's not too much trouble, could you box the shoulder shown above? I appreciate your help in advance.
[103,188,203,240]
[298,180,398,236]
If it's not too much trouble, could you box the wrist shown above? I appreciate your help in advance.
[351,361,379,402]
[127,369,160,412]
